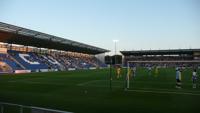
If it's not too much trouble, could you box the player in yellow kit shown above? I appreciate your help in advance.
[116,66,122,79]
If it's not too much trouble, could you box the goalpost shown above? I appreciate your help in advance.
[126,60,200,89]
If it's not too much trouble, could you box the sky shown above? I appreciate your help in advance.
[0,0,199,55]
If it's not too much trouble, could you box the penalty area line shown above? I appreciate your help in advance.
[125,89,200,96]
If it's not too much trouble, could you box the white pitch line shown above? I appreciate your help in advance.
[77,80,196,86]
[80,84,123,88]
[132,87,200,93]
[77,80,104,86]
[77,80,124,86]
[77,82,200,93]
[126,89,200,96]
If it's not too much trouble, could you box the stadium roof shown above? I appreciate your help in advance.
[120,49,200,56]
[0,22,109,54]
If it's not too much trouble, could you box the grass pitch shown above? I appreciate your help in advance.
[0,68,200,113]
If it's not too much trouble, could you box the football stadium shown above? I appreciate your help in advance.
[0,0,200,113]
[0,22,200,113]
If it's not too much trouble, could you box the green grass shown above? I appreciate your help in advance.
[0,68,200,113]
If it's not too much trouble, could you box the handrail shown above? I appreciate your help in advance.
[0,102,72,113]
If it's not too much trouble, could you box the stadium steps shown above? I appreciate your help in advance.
[9,54,26,70]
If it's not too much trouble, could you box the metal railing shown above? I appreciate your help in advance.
[0,102,72,113]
